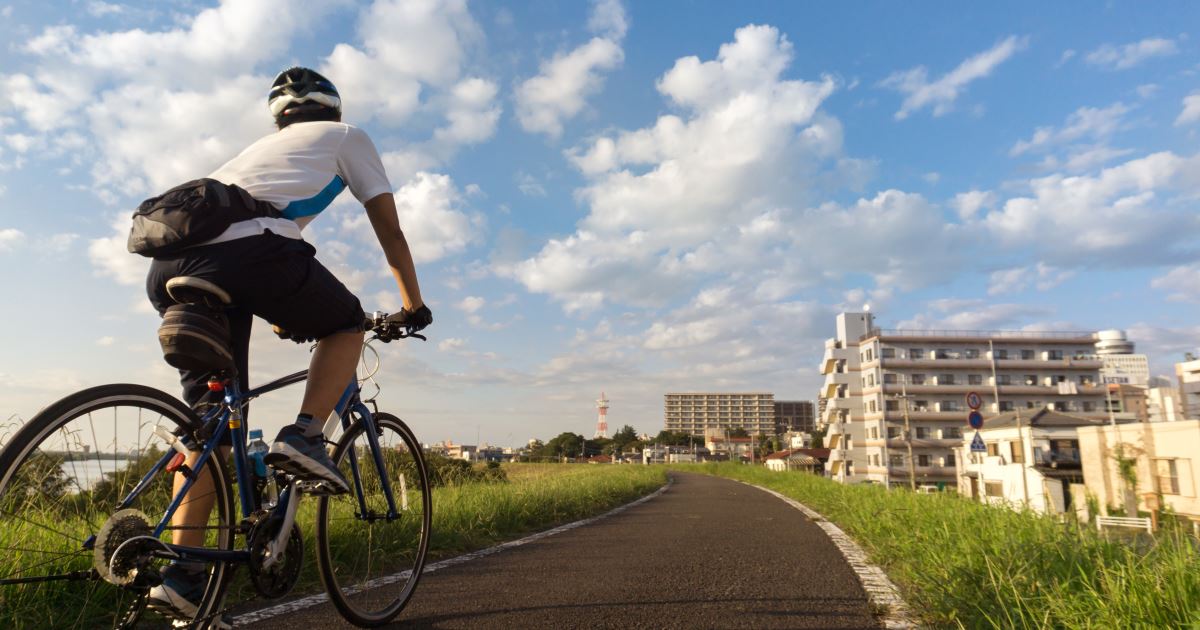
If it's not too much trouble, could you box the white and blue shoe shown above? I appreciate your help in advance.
[148,564,204,620]
[263,425,349,494]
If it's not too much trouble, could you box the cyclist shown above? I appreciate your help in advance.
[143,66,432,619]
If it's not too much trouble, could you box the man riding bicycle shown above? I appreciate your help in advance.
[142,66,431,618]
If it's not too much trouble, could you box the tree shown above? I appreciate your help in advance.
[652,430,694,446]
[611,425,638,452]
[729,427,750,438]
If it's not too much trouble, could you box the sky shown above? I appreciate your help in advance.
[1,0,1200,448]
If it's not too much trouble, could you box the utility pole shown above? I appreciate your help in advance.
[1015,406,1030,508]
[898,376,916,491]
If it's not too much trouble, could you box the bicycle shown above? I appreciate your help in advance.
[0,278,432,629]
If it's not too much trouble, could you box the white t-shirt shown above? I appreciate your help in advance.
[202,121,392,244]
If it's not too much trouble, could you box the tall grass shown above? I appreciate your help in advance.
[685,463,1200,629]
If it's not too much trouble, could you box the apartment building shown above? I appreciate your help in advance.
[663,392,776,437]
[774,400,815,433]
[1175,355,1200,419]
[1147,386,1185,423]
[820,312,1109,487]
[1095,329,1150,388]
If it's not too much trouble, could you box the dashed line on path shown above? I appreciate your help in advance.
[229,479,673,627]
[738,481,917,630]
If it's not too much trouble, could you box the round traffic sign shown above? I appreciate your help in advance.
[966,391,983,410]
[968,411,984,430]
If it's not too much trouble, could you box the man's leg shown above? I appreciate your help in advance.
[299,329,366,425]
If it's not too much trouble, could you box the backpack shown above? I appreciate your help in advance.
[126,178,282,257]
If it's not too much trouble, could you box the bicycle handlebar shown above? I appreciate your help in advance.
[364,311,427,343]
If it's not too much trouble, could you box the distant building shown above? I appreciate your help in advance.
[1146,386,1185,423]
[820,311,1110,487]
[664,392,776,436]
[764,448,830,474]
[1095,329,1150,388]
[774,400,815,433]
[1077,420,1200,532]
[1175,355,1200,419]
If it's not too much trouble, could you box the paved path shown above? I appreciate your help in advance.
[247,473,880,629]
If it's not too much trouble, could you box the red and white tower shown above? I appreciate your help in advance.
[594,392,609,439]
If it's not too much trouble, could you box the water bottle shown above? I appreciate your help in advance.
[247,430,277,509]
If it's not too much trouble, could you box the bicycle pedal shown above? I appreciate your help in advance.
[296,480,342,496]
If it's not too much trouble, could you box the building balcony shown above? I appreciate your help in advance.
[828,448,849,462]
[865,438,963,449]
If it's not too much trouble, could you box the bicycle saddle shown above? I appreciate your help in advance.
[166,277,232,308]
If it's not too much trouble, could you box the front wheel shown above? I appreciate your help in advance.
[316,411,431,627]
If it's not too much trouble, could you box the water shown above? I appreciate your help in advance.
[58,457,130,491]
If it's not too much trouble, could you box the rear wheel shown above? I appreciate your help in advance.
[0,384,235,629]
[316,411,431,627]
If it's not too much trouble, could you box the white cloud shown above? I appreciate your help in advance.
[87,1,123,17]
[0,228,24,252]
[986,263,1075,296]
[88,214,149,286]
[882,35,1028,120]
[587,0,628,40]
[1085,37,1178,70]
[898,299,1056,331]
[457,296,486,313]
[516,171,547,197]
[432,77,501,146]
[1010,102,1129,156]
[438,337,468,352]
[952,189,995,220]
[96,336,116,346]
[983,151,1200,265]
[343,172,482,264]
[515,38,623,138]
[1176,92,1200,127]
[1151,264,1200,302]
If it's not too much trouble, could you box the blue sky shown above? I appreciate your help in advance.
[2,1,1199,446]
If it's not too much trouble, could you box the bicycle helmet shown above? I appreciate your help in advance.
[268,66,341,122]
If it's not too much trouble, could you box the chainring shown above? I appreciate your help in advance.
[94,508,157,586]
[248,516,303,599]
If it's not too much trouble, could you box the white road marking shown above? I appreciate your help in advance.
[739,480,917,630]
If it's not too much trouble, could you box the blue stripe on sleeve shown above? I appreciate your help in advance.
[281,175,346,219]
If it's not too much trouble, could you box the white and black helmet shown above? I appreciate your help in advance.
[268,66,341,121]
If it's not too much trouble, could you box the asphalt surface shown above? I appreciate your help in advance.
[247,472,880,629]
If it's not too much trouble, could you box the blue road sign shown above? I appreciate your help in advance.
[970,431,986,453]
[968,410,984,429]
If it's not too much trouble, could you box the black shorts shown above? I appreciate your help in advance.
[146,232,363,415]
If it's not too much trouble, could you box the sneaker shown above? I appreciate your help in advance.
[148,564,205,620]
[263,425,350,494]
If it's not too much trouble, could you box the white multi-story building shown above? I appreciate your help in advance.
[663,393,776,436]
[820,312,1110,487]
[1094,330,1149,388]
[1147,386,1185,423]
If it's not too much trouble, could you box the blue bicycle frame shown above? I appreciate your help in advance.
[107,368,402,564]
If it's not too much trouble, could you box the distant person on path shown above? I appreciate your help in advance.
[142,66,432,619]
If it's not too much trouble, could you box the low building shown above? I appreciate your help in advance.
[957,409,1113,515]
[764,448,830,474]
[1077,419,1200,531]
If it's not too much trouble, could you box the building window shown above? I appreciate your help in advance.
[942,400,961,411]
[884,373,897,384]
[915,427,930,438]
[995,349,1009,360]
[999,401,1014,411]
[917,454,930,467]
[938,373,956,385]
[965,349,980,359]
[1024,374,1038,386]
[1010,442,1024,464]
[889,454,904,467]
[910,348,925,359]
[868,400,877,413]
[886,400,899,411]
[969,374,983,385]
[866,348,874,361]
[985,481,1003,497]
[1027,400,1042,409]
[1155,459,1181,495]
[943,427,962,439]
[986,443,999,457]
[887,426,901,439]
[1082,401,1095,412]
[911,374,927,385]
[914,400,930,411]
[997,374,1011,385]
[935,349,950,359]
[881,348,895,358]
[1048,350,1064,360]
[945,452,956,467]
[1080,375,1095,386]
[1021,350,1035,360]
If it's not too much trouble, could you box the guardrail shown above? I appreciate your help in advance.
[1097,515,1152,534]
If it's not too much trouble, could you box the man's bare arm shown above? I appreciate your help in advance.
[364,193,424,311]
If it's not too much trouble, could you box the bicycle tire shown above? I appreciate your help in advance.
[0,384,236,629]
[316,411,431,627]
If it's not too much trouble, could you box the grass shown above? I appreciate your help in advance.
[682,463,1200,629]
[1,462,666,628]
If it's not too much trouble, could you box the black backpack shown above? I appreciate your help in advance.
[127,178,282,257]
